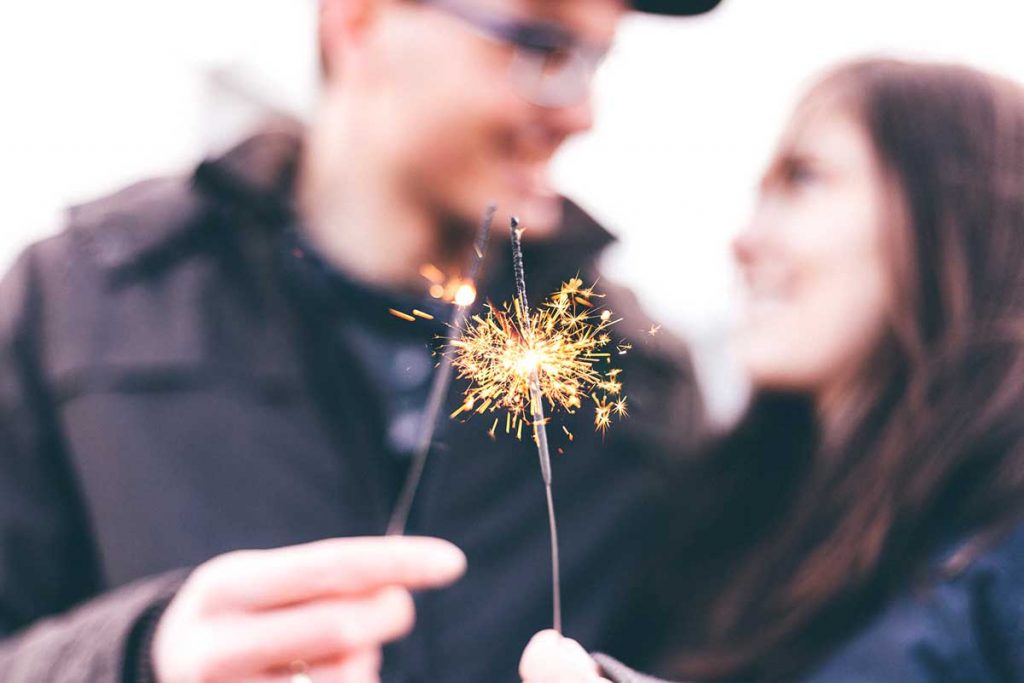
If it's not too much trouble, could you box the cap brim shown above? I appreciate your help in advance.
[632,0,722,16]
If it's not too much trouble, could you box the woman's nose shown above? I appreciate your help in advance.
[732,221,760,267]
[734,196,778,266]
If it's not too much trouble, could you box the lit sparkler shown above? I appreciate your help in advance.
[386,204,495,536]
[446,217,627,633]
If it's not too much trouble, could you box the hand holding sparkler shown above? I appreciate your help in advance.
[152,537,466,682]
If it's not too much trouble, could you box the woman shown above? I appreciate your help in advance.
[519,58,1024,682]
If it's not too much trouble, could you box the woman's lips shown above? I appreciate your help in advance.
[741,265,797,321]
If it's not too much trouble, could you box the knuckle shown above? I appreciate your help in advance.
[189,550,258,601]
[179,631,219,682]
[331,612,362,651]
[394,588,416,623]
[381,587,416,633]
[185,563,216,594]
[196,636,238,682]
[191,554,232,589]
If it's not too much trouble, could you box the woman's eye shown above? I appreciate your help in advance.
[760,157,823,196]
[785,161,820,188]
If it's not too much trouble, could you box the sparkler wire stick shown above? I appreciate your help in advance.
[386,203,496,536]
[510,216,563,634]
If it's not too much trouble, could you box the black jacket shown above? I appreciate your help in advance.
[0,129,704,682]
[596,518,1024,682]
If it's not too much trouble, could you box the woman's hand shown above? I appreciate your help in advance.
[152,536,466,683]
[519,630,612,683]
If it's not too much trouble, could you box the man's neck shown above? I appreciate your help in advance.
[296,100,472,294]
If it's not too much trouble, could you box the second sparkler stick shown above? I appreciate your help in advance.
[509,216,562,634]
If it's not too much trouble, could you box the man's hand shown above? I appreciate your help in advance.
[519,630,612,683]
[152,536,466,682]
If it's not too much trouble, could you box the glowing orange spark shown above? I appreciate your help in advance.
[419,263,446,284]
[418,264,482,307]
[594,395,613,434]
[613,397,629,418]
[389,309,416,322]
[454,283,477,307]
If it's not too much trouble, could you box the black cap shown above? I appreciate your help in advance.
[632,0,722,16]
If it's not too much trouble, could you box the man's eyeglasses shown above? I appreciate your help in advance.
[421,0,610,108]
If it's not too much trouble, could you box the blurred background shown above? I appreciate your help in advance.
[2,0,1023,423]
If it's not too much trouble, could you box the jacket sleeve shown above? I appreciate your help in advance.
[0,570,187,682]
[0,245,187,681]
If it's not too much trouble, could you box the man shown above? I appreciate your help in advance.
[0,0,719,680]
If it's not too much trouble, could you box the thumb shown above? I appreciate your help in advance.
[520,630,600,680]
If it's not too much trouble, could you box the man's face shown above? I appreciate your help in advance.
[327,0,626,235]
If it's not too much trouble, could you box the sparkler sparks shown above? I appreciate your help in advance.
[388,309,416,322]
[594,395,613,434]
[444,216,632,635]
[421,261,479,307]
[448,277,627,436]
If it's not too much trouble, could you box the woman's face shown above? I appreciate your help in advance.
[734,103,893,398]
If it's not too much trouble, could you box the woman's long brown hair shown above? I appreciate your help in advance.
[672,59,1024,682]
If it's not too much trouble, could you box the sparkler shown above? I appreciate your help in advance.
[386,203,496,536]
[446,217,627,633]
[510,216,563,633]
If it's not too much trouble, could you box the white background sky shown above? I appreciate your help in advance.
[3,0,1024,418]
